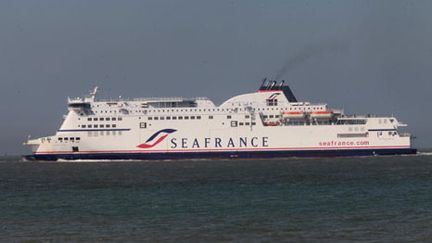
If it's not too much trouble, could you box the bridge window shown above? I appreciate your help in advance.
[266,99,278,106]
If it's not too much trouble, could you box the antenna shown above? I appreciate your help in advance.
[279,80,285,88]
[89,86,99,101]
[269,80,277,90]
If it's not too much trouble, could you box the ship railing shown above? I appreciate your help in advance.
[339,114,377,118]
[290,102,327,106]
[68,97,86,103]
[97,96,210,102]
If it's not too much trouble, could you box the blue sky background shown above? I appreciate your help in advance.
[0,0,431,155]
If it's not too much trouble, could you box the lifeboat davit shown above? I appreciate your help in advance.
[310,111,333,118]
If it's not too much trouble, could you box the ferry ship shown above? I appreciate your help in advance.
[24,80,416,161]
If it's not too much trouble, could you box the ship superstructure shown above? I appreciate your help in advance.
[24,80,416,160]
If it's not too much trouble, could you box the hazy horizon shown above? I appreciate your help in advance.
[1,0,431,155]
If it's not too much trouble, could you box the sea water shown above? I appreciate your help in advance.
[1,153,432,242]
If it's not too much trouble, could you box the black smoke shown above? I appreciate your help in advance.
[274,40,351,80]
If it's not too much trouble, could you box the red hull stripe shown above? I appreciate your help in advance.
[137,134,169,149]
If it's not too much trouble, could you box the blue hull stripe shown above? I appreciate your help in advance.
[26,148,417,161]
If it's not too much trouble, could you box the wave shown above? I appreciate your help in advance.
[417,152,432,156]
[56,159,142,163]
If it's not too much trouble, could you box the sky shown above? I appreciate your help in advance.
[0,0,431,155]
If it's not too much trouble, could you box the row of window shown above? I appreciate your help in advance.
[93,110,118,114]
[58,137,81,142]
[377,131,398,136]
[348,127,366,132]
[88,131,122,136]
[87,117,122,121]
[266,99,278,106]
[230,121,257,127]
[337,133,368,138]
[263,115,281,119]
[91,106,325,115]
[143,107,322,112]
[80,124,117,128]
[336,119,367,125]
[237,122,256,126]
[148,116,202,121]
[146,115,255,121]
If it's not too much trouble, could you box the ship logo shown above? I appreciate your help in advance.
[137,129,177,149]
[268,93,280,100]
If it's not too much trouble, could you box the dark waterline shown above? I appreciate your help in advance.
[1,153,432,242]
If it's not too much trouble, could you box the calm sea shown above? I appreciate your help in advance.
[1,152,432,242]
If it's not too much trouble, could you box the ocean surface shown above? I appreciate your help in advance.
[1,153,432,242]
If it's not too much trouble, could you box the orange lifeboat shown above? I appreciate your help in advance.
[264,121,281,126]
[310,111,333,118]
[282,111,305,118]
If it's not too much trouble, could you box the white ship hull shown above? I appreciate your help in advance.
[24,82,416,161]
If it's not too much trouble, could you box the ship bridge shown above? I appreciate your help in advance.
[220,79,299,108]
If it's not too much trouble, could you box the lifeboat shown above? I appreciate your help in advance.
[282,111,305,118]
[264,121,281,126]
[310,111,333,118]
